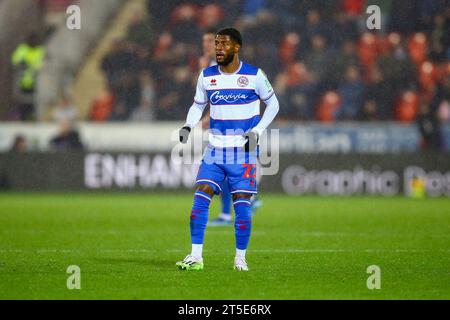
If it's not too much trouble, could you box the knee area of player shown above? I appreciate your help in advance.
[195,184,215,197]
[232,193,252,201]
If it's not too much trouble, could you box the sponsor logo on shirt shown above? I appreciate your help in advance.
[210,91,248,104]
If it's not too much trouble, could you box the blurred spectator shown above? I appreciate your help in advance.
[109,73,141,121]
[359,100,379,121]
[329,11,359,48]
[286,62,317,120]
[50,121,84,151]
[416,0,445,33]
[418,61,440,100]
[51,95,78,123]
[304,33,332,88]
[130,72,156,122]
[388,0,418,34]
[285,83,317,120]
[364,66,395,120]
[198,29,216,69]
[101,39,141,90]
[10,135,28,153]
[328,40,360,89]
[242,0,267,18]
[316,91,341,122]
[336,65,365,120]
[87,0,449,123]
[357,32,380,70]
[395,90,420,122]
[127,11,156,50]
[279,32,301,66]
[437,99,450,123]
[266,0,300,31]
[433,74,450,122]
[303,9,330,45]
[0,128,26,189]
[198,4,224,30]
[89,90,115,122]
[243,10,282,46]
[11,33,46,121]
[429,13,449,63]
[408,33,428,66]
[156,66,193,120]
[109,101,129,121]
[171,4,201,45]
[146,0,181,32]
[417,99,443,150]
[377,34,417,99]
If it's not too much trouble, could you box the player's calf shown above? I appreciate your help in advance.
[176,184,215,270]
[232,194,252,271]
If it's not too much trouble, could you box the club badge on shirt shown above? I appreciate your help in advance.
[237,76,249,87]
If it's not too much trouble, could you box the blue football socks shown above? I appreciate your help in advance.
[190,191,211,244]
[233,198,252,250]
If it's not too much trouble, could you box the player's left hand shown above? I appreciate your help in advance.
[243,130,259,152]
[179,126,191,144]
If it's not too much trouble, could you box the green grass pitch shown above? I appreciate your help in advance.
[0,193,449,299]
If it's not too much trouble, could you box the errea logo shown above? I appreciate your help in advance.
[210,79,217,86]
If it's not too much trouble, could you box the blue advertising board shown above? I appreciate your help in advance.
[276,123,449,153]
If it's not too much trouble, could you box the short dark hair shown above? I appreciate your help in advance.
[216,28,242,47]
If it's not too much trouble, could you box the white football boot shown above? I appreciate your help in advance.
[176,254,204,271]
[234,256,249,271]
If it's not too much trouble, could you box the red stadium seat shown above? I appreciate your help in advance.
[342,0,365,16]
[394,91,419,122]
[316,91,341,122]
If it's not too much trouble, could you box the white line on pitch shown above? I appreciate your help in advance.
[1,248,449,254]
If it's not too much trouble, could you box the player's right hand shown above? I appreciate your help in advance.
[179,126,191,144]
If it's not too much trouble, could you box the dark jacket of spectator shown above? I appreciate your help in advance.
[50,122,84,151]
[417,103,443,150]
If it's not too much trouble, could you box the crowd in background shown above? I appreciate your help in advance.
[90,0,450,125]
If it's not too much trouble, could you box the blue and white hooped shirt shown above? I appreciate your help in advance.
[194,61,275,148]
